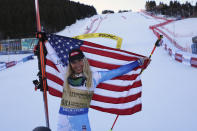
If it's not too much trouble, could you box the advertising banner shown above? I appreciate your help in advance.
[6,61,16,68]
[21,38,38,51]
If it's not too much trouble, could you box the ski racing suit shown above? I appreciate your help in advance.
[57,60,141,131]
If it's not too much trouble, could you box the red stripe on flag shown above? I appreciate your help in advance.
[90,104,142,115]
[46,59,59,72]
[112,74,139,80]
[46,72,64,86]
[97,80,142,92]
[84,41,144,57]
[92,92,141,104]
[48,86,62,97]
[88,59,120,70]
[81,46,138,61]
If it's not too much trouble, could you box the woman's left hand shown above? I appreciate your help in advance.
[139,57,151,70]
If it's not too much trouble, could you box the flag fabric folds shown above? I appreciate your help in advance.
[45,34,145,115]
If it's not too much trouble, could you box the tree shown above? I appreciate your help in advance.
[145,0,197,18]
[102,10,114,14]
[0,0,97,39]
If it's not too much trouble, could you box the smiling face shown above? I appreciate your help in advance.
[70,59,84,74]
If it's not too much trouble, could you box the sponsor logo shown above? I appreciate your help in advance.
[98,33,116,39]
[190,58,197,67]
[6,61,16,68]
[70,51,79,57]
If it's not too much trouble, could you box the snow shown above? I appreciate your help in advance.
[0,11,197,131]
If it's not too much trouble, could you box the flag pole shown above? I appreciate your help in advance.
[109,34,163,131]
[149,35,163,59]
[109,115,119,131]
[140,34,163,74]
[34,0,50,128]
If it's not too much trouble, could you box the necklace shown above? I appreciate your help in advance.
[68,73,86,86]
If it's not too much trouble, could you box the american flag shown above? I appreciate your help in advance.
[45,34,145,115]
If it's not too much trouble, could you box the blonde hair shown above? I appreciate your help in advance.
[63,57,92,93]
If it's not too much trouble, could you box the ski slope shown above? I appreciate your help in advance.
[0,12,197,131]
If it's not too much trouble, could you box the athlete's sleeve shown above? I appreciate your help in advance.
[97,60,140,85]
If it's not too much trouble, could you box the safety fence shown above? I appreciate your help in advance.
[84,18,99,34]
[141,10,169,21]
[142,11,197,68]
[144,11,192,52]
[160,26,194,38]
[0,54,34,71]
[161,40,197,68]
[0,38,38,55]
[154,27,188,52]
[91,17,104,33]
[121,16,127,19]
[144,10,195,45]
[84,15,108,35]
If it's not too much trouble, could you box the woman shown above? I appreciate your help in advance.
[57,49,149,131]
